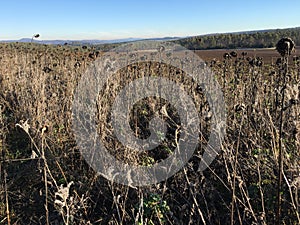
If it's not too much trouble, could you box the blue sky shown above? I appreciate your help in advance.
[0,0,299,40]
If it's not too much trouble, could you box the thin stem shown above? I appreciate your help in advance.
[276,55,288,225]
[4,170,11,225]
[183,168,206,225]
[42,137,49,225]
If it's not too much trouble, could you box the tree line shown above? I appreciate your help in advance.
[174,27,300,50]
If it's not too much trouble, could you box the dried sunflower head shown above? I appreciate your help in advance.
[210,59,217,67]
[223,52,231,60]
[276,57,282,66]
[276,37,295,57]
[241,51,248,57]
[230,51,237,57]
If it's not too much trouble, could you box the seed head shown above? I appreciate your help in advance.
[249,57,263,67]
[276,58,283,66]
[293,56,299,62]
[223,52,231,60]
[230,51,237,57]
[43,66,52,73]
[210,59,217,67]
[158,45,165,52]
[241,51,248,57]
[276,37,295,57]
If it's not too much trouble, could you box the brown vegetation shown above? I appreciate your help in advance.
[0,41,299,224]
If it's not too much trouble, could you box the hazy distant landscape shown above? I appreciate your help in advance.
[2,27,300,50]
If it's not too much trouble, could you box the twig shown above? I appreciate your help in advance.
[183,168,206,225]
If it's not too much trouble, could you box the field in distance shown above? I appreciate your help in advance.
[195,46,300,63]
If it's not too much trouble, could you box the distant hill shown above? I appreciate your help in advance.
[1,27,299,50]
[1,37,143,45]
[0,37,181,46]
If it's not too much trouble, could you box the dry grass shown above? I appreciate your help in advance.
[0,41,299,224]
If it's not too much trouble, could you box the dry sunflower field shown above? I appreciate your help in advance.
[0,39,299,225]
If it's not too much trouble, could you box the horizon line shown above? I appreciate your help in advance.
[1,26,299,42]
